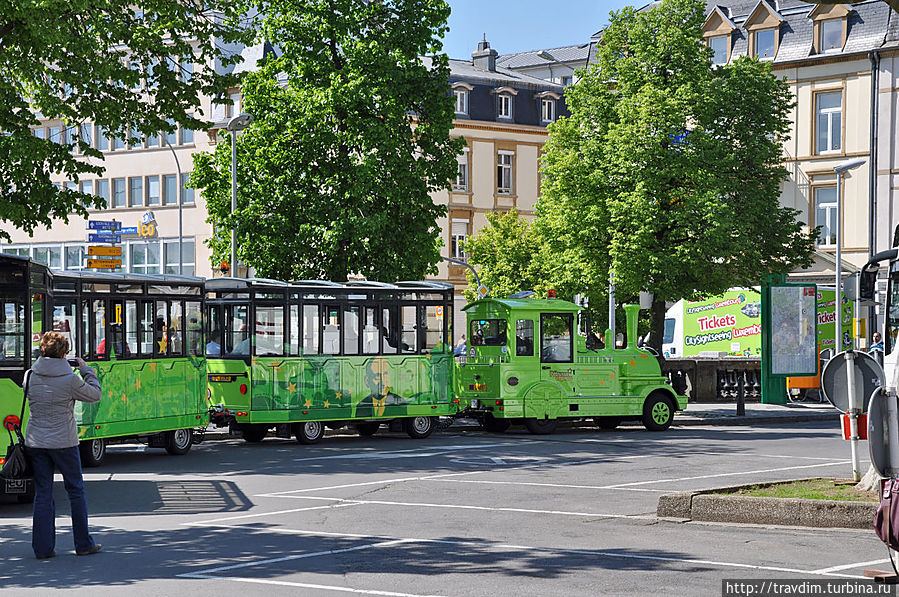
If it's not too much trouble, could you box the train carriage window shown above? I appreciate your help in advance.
[423,306,443,351]
[154,301,169,356]
[289,304,300,355]
[125,300,139,355]
[31,293,45,359]
[255,305,285,356]
[106,300,128,358]
[170,301,183,356]
[93,299,108,360]
[226,304,250,355]
[322,306,340,355]
[80,299,90,358]
[303,304,319,354]
[470,319,506,346]
[343,306,360,355]
[516,319,534,356]
[401,305,417,353]
[541,313,573,363]
[53,300,78,358]
[363,307,378,354]
[1,300,25,362]
[139,301,154,354]
[381,306,398,354]
[206,304,223,356]
[186,301,202,356]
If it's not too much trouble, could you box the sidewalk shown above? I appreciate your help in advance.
[672,400,840,426]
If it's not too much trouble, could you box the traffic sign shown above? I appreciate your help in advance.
[87,246,122,257]
[88,220,122,231]
[821,350,884,414]
[88,233,121,243]
[86,259,122,269]
[868,388,896,477]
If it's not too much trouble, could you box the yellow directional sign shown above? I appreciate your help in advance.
[86,259,122,269]
[87,246,122,257]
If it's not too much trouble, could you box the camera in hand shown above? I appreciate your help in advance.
[67,358,79,367]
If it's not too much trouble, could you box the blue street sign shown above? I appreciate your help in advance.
[89,220,122,231]
[120,226,138,235]
[88,233,121,243]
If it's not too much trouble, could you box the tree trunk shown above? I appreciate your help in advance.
[649,297,666,356]
[857,464,883,492]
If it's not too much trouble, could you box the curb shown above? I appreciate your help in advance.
[672,413,840,427]
[657,484,877,529]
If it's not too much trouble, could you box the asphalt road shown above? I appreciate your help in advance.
[0,420,888,596]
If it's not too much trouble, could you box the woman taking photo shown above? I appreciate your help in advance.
[25,331,102,559]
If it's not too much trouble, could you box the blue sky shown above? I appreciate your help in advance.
[442,0,629,60]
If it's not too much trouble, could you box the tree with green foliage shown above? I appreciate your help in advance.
[191,0,464,282]
[0,1,251,241]
[539,0,816,352]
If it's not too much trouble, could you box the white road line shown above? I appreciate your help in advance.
[253,495,656,520]
[602,461,850,488]
[811,559,891,574]
[183,575,446,597]
[181,502,360,525]
[424,478,671,492]
[291,442,517,462]
[189,524,867,580]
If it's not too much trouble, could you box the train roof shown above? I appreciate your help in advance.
[205,277,454,292]
[462,297,582,313]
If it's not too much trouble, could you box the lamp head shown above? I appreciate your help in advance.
[226,113,254,132]
[536,50,554,61]
[833,158,866,173]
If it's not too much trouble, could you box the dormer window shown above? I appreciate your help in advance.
[753,29,776,60]
[498,94,512,118]
[820,20,842,52]
[451,82,473,117]
[708,35,728,65]
[541,99,555,123]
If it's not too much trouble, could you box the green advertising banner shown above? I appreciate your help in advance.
[681,290,762,357]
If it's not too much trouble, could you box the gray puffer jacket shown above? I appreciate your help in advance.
[25,357,102,450]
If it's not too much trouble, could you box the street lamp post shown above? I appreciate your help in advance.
[226,113,254,277]
[833,156,866,482]
[162,134,183,275]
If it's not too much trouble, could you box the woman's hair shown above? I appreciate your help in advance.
[39,331,70,359]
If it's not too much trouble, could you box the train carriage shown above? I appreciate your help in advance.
[205,278,458,443]
[455,293,687,434]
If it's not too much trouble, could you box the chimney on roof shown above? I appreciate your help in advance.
[472,34,497,72]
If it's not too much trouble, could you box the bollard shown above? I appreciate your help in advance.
[736,371,746,416]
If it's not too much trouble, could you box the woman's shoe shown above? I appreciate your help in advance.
[76,544,102,556]
[35,551,56,560]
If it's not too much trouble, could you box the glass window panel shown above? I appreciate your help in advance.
[227,304,250,355]
[48,246,61,269]
[137,301,152,355]
[113,132,125,150]
[129,176,144,207]
[0,301,24,362]
[821,20,842,52]
[181,173,194,204]
[185,301,202,356]
[146,131,159,148]
[112,178,126,208]
[381,306,397,354]
[93,299,107,360]
[363,307,378,354]
[107,300,128,358]
[424,305,443,350]
[80,299,90,358]
[754,29,776,59]
[80,123,92,148]
[303,304,319,354]
[169,301,183,356]
[147,175,160,205]
[401,305,417,353]
[165,120,177,146]
[470,319,507,346]
[33,247,48,265]
[48,126,60,143]
[206,304,223,356]
[541,314,573,363]
[709,35,727,64]
[125,300,139,355]
[65,246,84,270]
[343,306,359,355]
[289,304,300,355]
[322,306,340,354]
[154,302,169,356]
[163,174,177,205]
[80,180,93,196]
[516,319,534,356]
[96,125,108,151]
[33,127,45,140]
[181,126,194,145]
[96,179,109,208]
[255,305,284,356]
[52,300,77,358]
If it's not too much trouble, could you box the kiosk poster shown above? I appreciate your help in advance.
[770,285,818,376]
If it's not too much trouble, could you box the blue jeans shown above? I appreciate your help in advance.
[29,446,96,557]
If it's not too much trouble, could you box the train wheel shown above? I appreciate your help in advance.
[79,438,106,467]
[164,429,193,455]
[294,421,324,445]
[642,393,674,431]
[404,416,437,439]
[594,416,622,430]
[482,414,511,433]
[241,424,269,443]
[524,418,558,435]
[355,422,380,437]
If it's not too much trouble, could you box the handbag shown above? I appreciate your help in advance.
[0,371,32,480]
[874,477,899,573]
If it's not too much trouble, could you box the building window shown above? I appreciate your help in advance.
[498,94,512,119]
[96,179,109,209]
[453,162,468,192]
[163,174,178,205]
[32,246,62,269]
[181,173,194,204]
[451,220,468,260]
[497,151,513,195]
[65,246,85,271]
[33,127,45,140]
[48,126,60,144]
[129,127,143,150]
[181,126,194,145]
[96,125,109,151]
[816,91,842,154]
[454,89,468,115]
[146,131,159,148]
[814,187,837,247]
[80,180,93,196]
[112,178,126,208]
[147,175,160,206]
[131,242,161,274]
[708,35,728,65]
[561,76,572,87]
[164,119,177,147]
[541,99,555,123]
[753,29,776,60]
[129,176,143,207]
[112,132,126,151]
[164,239,195,276]
[79,123,92,150]
[820,19,842,52]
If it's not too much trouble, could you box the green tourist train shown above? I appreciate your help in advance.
[204,278,457,443]
[456,294,688,434]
